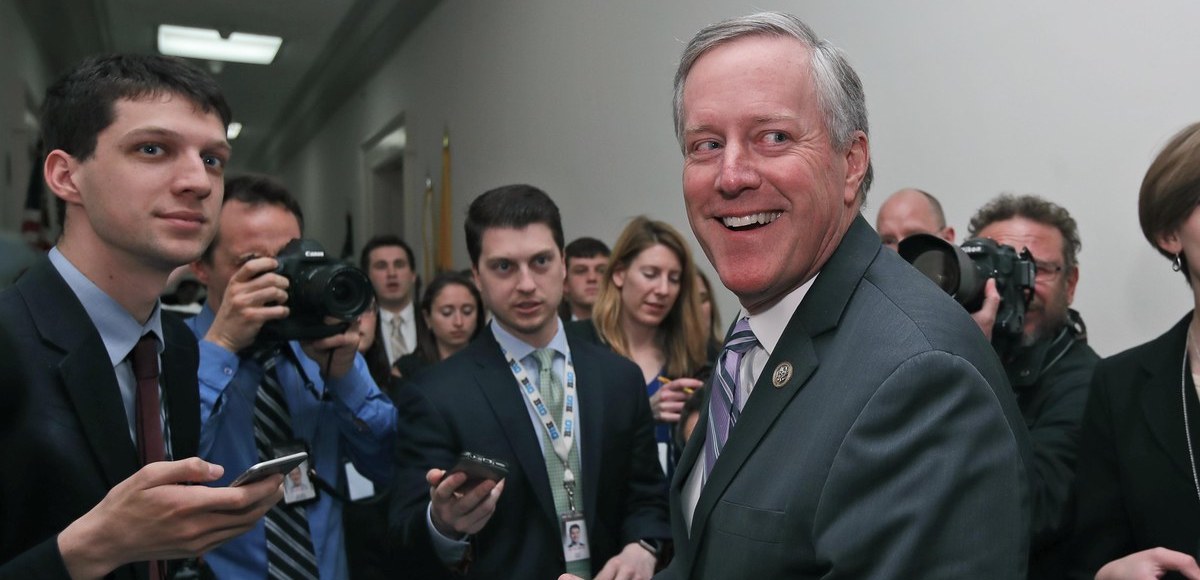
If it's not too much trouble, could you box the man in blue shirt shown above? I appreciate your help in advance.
[189,175,398,579]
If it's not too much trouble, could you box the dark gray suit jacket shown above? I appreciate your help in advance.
[390,328,670,579]
[660,216,1033,579]
[0,258,200,580]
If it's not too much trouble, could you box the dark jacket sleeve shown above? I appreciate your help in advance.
[0,537,72,580]
[1067,358,1135,578]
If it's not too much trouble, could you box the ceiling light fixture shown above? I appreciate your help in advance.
[227,122,243,140]
[157,24,282,65]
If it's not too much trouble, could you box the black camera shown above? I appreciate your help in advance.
[258,238,373,344]
[898,234,1036,353]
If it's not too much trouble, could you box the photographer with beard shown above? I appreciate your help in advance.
[969,193,1099,580]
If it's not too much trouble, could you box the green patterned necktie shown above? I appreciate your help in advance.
[533,348,590,578]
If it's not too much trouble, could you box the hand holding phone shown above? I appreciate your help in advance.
[448,451,509,488]
[230,451,309,487]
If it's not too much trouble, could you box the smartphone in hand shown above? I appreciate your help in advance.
[448,451,509,490]
[230,451,309,487]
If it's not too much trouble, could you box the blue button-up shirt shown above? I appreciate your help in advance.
[187,304,398,579]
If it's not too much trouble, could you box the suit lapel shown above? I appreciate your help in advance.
[1140,315,1193,482]
[471,333,559,525]
[20,260,140,488]
[685,216,877,559]
[161,318,200,460]
[569,338,606,531]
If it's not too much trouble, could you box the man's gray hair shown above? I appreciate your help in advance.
[672,12,874,201]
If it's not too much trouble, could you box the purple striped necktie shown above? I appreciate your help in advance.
[703,317,759,478]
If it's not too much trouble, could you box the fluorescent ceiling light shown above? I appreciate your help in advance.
[157,24,282,65]
[226,122,243,140]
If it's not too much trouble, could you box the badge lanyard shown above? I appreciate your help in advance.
[501,347,580,510]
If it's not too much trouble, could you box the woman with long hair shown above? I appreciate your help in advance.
[578,216,712,475]
[393,270,485,378]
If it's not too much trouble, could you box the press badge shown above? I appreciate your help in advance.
[275,441,317,506]
[560,511,590,563]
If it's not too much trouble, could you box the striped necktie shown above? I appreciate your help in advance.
[703,317,759,478]
[253,351,320,579]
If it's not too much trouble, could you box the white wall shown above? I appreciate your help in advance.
[280,0,1200,357]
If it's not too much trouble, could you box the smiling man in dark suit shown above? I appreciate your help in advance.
[649,12,1034,579]
[0,54,281,580]
[391,184,669,579]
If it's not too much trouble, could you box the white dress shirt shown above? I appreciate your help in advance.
[379,302,417,364]
[682,274,818,532]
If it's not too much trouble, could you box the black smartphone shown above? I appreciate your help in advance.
[448,451,509,484]
[230,451,309,487]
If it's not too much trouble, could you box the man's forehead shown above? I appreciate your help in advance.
[369,245,408,262]
[480,225,559,258]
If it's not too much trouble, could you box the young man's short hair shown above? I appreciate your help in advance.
[464,184,564,265]
[360,234,416,273]
[564,237,611,263]
[201,175,303,262]
[42,53,232,229]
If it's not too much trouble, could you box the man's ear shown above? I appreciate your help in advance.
[190,259,210,287]
[842,131,870,205]
[43,150,83,206]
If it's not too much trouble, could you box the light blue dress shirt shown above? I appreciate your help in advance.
[187,304,398,579]
[48,247,168,452]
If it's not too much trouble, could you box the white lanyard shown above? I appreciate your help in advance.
[501,347,579,483]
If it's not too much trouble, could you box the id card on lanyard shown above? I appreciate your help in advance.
[500,347,591,564]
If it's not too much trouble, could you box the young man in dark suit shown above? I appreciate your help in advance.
[392,184,669,579]
[0,54,281,580]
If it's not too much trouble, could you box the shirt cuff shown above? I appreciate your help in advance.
[425,502,470,564]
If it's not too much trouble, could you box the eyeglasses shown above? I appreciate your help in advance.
[1033,260,1065,280]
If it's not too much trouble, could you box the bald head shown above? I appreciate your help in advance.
[876,188,955,251]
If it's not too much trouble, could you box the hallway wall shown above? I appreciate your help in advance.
[279,0,1200,357]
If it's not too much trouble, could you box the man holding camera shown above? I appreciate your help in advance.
[189,175,398,579]
[969,193,1099,580]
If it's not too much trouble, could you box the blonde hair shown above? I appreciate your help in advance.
[593,216,708,378]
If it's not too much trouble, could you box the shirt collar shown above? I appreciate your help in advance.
[49,246,165,365]
[380,302,415,325]
[490,317,570,362]
[741,274,818,355]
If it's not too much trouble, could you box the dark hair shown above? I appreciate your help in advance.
[464,184,564,265]
[564,237,610,263]
[42,53,232,228]
[202,174,303,262]
[967,193,1082,271]
[360,234,416,273]
[1140,122,1200,281]
[411,271,485,365]
[41,54,231,161]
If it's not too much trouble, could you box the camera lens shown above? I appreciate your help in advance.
[321,267,372,320]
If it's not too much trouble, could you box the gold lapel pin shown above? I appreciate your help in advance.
[772,362,793,388]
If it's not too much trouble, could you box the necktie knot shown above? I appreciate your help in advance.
[131,333,159,381]
[533,347,556,372]
[725,317,758,355]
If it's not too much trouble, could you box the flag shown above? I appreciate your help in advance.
[437,128,453,272]
[422,174,435,282]
[340,212,354,260]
